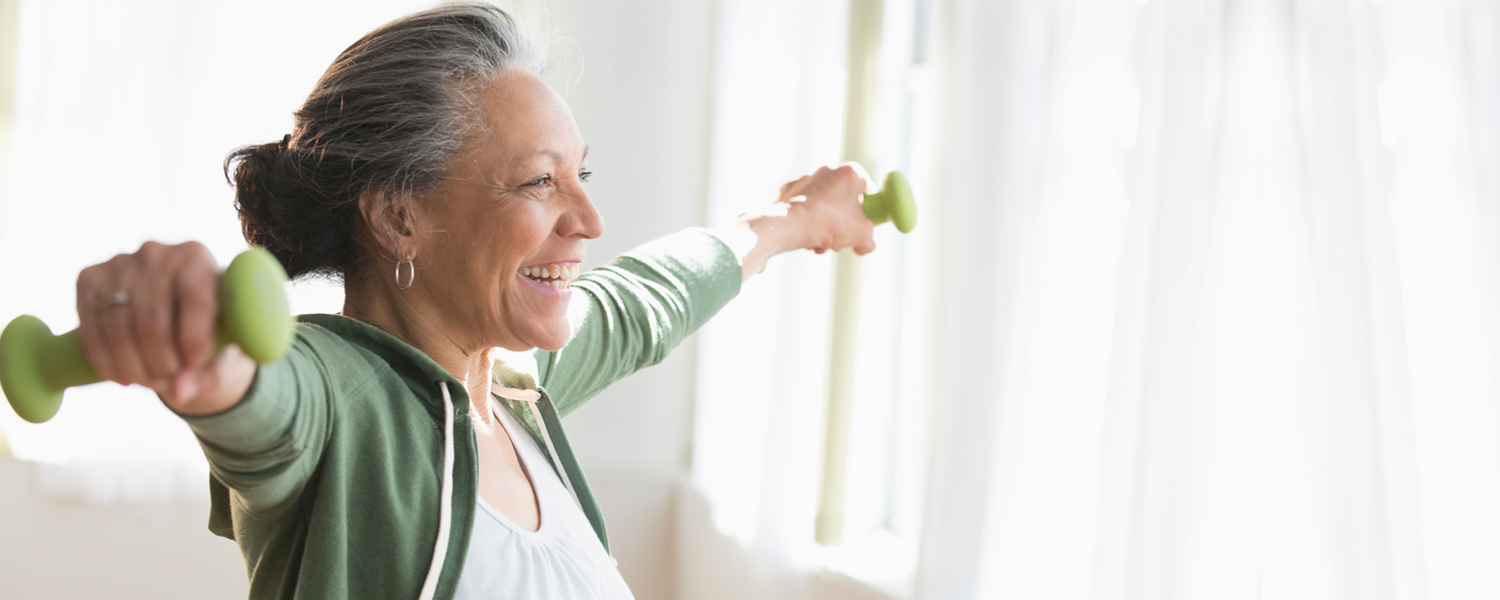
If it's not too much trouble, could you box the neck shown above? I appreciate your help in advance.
[342,272,495,422]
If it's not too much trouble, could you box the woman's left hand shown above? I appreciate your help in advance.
[769,163,877,256]
[722,164,878,280]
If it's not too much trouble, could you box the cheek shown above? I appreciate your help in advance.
[478,215,551,274]
[500,207,556,253]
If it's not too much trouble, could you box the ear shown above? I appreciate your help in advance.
[357,188,420,259]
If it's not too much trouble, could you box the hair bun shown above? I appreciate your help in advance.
[226,139,310,277]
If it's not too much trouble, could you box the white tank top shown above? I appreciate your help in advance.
[452,400,635,599]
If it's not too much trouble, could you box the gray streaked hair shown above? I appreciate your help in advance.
[226,2,542,280]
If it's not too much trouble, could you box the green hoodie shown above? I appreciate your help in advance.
[185,229,742,599]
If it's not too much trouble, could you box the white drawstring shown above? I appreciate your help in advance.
[492,386,583,512]
[418,381,456,600]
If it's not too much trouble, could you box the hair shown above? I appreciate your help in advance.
[225,2,542,281]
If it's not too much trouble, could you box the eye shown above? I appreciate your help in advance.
[579,170,593,183]
[523,174,553,188]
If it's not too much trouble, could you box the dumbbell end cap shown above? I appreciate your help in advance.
[0,315,65,423]
[221,247,293,364]
[883,171,917,234]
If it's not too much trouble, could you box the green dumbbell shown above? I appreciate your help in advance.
[0,247,294,423]
[862,171,917,233]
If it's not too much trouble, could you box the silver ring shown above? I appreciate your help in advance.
[94,290,130,311]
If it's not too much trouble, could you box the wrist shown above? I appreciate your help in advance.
[709,208,807,282]
[738,205,805,255]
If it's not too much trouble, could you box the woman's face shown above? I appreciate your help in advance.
[409,69,603,353]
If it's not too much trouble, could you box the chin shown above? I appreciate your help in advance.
[505,321,572,353]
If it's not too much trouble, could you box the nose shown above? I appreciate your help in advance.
[563,185,605,240]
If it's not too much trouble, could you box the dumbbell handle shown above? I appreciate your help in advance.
[0,248,293,423]
[862,171,917,233]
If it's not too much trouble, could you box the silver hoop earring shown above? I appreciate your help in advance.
[395,255,416,290]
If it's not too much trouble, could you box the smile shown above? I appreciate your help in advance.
[520,262,579,289]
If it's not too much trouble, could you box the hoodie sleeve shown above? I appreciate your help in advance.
[535,228,743,417]
[180,325,337,516]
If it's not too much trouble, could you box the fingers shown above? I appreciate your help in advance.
[782,164,868,202]
[132,243,181,379]
[769,164,877,257]
[174,242,220,371]
[76,262,120,382]
[81,253,155,386]
[75,241,221,390]
[778,175,814,202]
[162,345,258,416]
[166,345,233,408]
[157,347,225,409]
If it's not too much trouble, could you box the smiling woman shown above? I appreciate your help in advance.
[62,3,876,599]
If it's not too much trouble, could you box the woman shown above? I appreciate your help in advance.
[74,4,874,599]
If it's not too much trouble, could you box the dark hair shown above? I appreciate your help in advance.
[225,2,540,280]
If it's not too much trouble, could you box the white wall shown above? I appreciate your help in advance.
[544,0,715,487]
[0,459,248,598]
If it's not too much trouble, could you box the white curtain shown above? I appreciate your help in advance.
[692,0,1500,598]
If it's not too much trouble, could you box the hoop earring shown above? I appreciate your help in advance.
[395,255,416,290]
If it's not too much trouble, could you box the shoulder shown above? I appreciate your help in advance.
[281,315,399,390]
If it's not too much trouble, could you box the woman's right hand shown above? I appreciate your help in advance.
[75,241,258,416]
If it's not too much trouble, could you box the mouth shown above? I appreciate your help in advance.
[519,262,580,290]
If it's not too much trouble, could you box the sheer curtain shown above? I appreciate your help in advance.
[692,0,1500,598]
[928,0,1500,598]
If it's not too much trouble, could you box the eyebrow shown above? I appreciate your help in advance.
[510,144,589,168]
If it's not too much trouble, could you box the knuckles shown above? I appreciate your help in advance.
[76,264,102,292]
[179,240,208,253]
[131,240,216,269]
[801,165,866,198]
[136,240,165,263]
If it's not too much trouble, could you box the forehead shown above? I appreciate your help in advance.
[471,69,582,165]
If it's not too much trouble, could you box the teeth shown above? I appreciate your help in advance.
[521,263,579,284]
